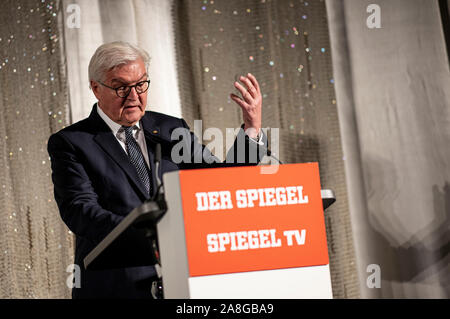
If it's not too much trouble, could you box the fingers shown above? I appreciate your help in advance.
[246,73,261,94]
[240,77,257,98]
[230,73,262,133]
[234,81,254,103]
[230,73,262,110]
[230,93,249,110]
[234,73,260,102]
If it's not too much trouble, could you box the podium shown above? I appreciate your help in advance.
[159,163,333,298]
[85,163,335,299]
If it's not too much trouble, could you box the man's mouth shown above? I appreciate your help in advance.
[124,105,140,109]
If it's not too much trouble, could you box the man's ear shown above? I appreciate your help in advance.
[90,81,101,99]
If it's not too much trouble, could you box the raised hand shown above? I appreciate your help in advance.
[230,73,262,139]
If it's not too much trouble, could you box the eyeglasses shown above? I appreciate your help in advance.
[99,80,150,98]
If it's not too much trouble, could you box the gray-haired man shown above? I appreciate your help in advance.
[48,41,266,298]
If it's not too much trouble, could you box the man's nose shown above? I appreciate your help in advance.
[126,86,139,100]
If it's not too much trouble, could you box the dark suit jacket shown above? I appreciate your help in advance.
[47,105,266,298]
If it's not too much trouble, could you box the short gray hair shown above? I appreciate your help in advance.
[88,41,151,84]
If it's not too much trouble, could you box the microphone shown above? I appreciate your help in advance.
[154,143,163,197]
[253,137,283,164]
[150,143,166,201]
[263,147,284,164]
[246,127,283,165]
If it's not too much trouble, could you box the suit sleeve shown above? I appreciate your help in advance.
[173,119,268,169]
[225,124,268,165]
[47,133,124,246]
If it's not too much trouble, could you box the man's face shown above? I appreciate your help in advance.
[91,58,148,126]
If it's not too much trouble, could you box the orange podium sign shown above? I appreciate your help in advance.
[178,163,329,277]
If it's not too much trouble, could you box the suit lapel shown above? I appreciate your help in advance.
[89,106,150,200]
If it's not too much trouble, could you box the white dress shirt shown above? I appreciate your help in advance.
[97,104,151,167]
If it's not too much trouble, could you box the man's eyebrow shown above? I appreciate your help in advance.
[110,73,147,85]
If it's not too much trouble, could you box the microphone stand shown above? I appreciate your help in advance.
[135,143,166,299]
[150,143,165,299]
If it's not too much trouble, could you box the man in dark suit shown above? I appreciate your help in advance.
[48,41,266,298]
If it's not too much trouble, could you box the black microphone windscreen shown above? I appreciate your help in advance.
[155,143,162,163]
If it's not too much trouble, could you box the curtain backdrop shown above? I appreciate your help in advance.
[0,0,73,298]
[173,0,359,298]
[2,0,448,299]
[63,0,360,298]
[326,0,450,298]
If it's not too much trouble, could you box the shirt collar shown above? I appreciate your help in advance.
[96,103,141,136]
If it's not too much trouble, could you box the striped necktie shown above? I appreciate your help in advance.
[122,125,151,195]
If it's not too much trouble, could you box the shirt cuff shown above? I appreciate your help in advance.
[246,130,265,146]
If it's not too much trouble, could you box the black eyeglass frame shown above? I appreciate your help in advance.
[99,80,151,98]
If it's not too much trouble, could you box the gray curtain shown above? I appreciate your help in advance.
[0,0,73,298]
[174,0,360,298]
[62,0,182,123]
[326,0,450,298]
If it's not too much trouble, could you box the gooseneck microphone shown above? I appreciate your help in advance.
[152,143,164,200]
[149,143,165,299]
[264,147,284,165]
